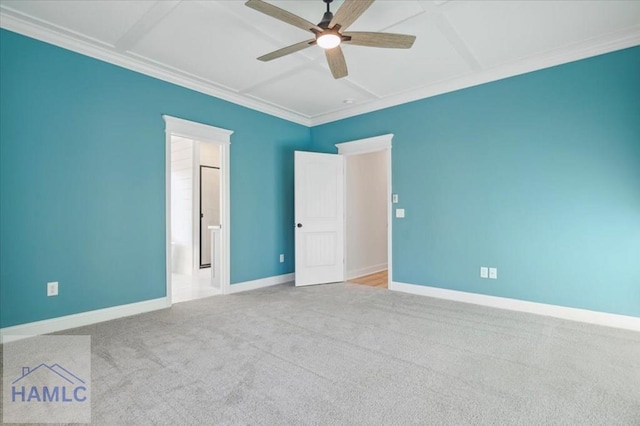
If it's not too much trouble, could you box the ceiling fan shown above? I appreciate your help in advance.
[245,0,416,79]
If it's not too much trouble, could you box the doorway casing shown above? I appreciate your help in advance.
[335,134,393,286]
[164,115,233,301]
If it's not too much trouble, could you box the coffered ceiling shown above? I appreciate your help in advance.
[1,1,639,125]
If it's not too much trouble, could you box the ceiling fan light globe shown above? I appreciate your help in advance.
[317,33,341,49]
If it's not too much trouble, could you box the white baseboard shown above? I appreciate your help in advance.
[1,273,295,344]
[229,273,295,294]
[0,297,170,344]
[389,281,640,332]
[347,263,388,280]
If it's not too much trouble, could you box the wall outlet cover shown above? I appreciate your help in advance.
[395,208,405,218]
[480,267,489,278]
[47,281,58,296]
[279,254,285,263]
[489,268,498,279]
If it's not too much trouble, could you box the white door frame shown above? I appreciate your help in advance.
[335,134,393,286]
[164,115,233,302]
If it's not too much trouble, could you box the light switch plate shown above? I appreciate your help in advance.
[279,254,284,263]
[392,194,399,204]
[489,268,498,279]
[480,267,488,278]
[395,208,405,218]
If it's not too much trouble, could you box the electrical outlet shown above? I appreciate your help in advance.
[395,208,405,218]
[47,281,58,296]
[480,267,488,278]
[279,254,285,263]
[489,268,498,279]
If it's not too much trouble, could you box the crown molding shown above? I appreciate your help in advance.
[0,9,312,126]
[310,27,640,126]
[1,7,638,129]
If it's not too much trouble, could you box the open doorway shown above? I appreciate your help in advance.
[164,115,232,304]
[336,135,393,289]
[169,137,221,302]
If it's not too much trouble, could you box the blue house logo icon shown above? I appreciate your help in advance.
[11,364,88,403]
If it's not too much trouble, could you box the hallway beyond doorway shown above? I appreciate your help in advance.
[349,270,388,289]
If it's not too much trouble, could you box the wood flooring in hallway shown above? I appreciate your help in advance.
[348,270,388,289]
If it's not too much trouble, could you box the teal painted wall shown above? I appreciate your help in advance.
[2,28,638,328]
[311,47,640,317]
[0,29,309,327]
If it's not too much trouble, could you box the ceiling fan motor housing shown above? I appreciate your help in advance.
[319,11,333,29]
[319,0,334,29]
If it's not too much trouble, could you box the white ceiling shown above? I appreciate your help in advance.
[1,0,639,125]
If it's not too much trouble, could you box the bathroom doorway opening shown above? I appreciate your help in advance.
[164,115,232,304]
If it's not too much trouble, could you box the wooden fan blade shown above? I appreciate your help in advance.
[258,39,316,61]
[329,0,375,31]
[325,46,348,79]
[343,32,416,49]
[245,0,322,33]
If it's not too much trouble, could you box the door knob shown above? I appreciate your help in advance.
[297,223,303,228]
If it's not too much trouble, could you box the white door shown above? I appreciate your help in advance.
[294,151,345,286]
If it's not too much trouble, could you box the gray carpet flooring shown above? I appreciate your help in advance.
[2,282,640,425]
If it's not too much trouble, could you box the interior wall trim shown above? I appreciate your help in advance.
[163,115,233,142]
[0,10,311,126]
[164,115,233,300]
[336,134,393,290]
[2,8,638,127]
[390,281,640,332]
[335,133,394,155]
[347,264,388,281]
[311,28,640,125]
[0,273,296,344]
[0,297,170,344]
[228,273,295,294]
